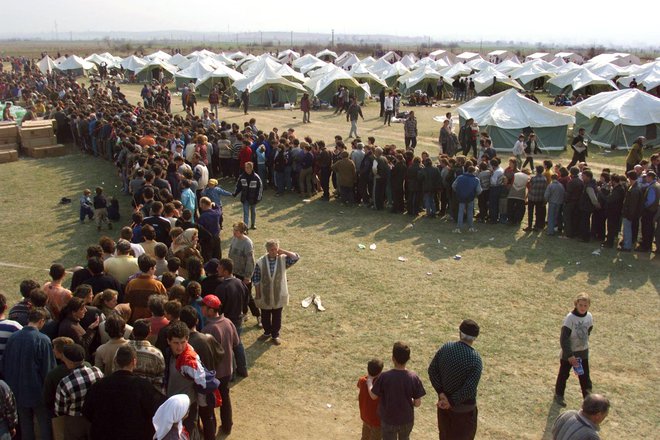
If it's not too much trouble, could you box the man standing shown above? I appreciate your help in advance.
[552,394,610,440]
[404,111,418,150]
[214,259,248,377]
[372,147,389,211]
[2,309,56,440]
[568,128,588,169]
[452,167,482,233]
[103,240,139,286]
[124,255,167,323]
[54,344,104,439]
[0,294,22,372]
[638,171,659,252]
[252,240,299,345]
[82,345,165,440]
[128,319,165,391]
[428,320,483,440]
[201,295,239,435]
[346,97,364,139]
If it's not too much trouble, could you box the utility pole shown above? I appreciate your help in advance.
[290,31,293,47]
[331,29,335,47]
[54,21,59,41]
[260,31,263,47]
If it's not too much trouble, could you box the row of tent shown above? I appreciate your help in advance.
[454,88,660,151]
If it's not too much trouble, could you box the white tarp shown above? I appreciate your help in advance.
[379,62,410,82]
[37,56,57,74]
[233,64,305,93]
[195,64,246,87]
[495,59,523,74]
[168,53,190,67]
[573,89,660,126]
[470,66,524,94]
[145,50,171,61]
[547,67,617,95]
[397,65,441,91]
[277,63,306,83]
[457,89,575,128]
[175,60,215,82]
[316,49,338,59]
[55,55,96,72]
[509,62,555,85]
[617,62,660,90]
[583,62,623,80]
[120,55,147,72]
[440,62,472,82]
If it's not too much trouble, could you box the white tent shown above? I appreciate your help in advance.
[379,51,401,63]
[470,66,524,95]
[412,57,437,70]
[37,55,57,74]
[145,50,171,61]
[316,49,338,60]
[550,57,566,67]
[276,63,306,83]
[588,53,640,67]
[525,52,552,62]
[487,50,516,63]
[85,53,118,68]
[195,65,246,96]
[54,56,67,65]
[554,52,584,64]
[495,59,523,75]
[174,60,216,88]
[120,55,147,73]
[227,51,247,61]
[54,55,96,76]
[400,54,418,68]
[134,59,178,83]
[466,58,494,72]
[278,49,300,64]
[456,52,482,63]
[546,67,617,97]
[553,62,582,75]
[304,66,367,101]
[233,65,305,106]
[177,55,220,71]
[351,64,388,94]
[213,53,236,67]
[335,51,353,65]
[369,58,394,75]
[241,56,282,79]
[617,63,660,92]
[584,62,623,80]
[509,62,555,90]
[168,53,190,67]
[397,65,441,95]
[300,59,329,75]
[573,89,660,148]
[379,61,411,87]
[292,54,321,70]
[440,62,473,82]
[457,89,575,150]
[337,53,360,70]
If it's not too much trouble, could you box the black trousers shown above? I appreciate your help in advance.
[507,199,525,224]
[578,209,592,241]
[563,202,579,238]
[555,358,592,398]
[527,201,546,229]
[437,407,478,440]
[640,209,656,249]
[392,189,405,213]
[404,136,417,150]
[198,402,217,440]
[320,167,331,199]
[261,307,283,338]
[218,375,232,433]
[374,178,386,210]
[605,212,622,246]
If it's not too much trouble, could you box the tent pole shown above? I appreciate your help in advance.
[621,125,630,149]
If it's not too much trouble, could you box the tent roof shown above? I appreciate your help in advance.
[495,59,523,74]
[550,57,566,67]
[552,62,582,75]
[145,50,171,61]
[135,59,178,76]
[292,54,322,69]
[276,63,306,83]
[526,52,550,59]
[175,60,215,80]
[400,54,417,68]
[379,51,401,62]
[227,51,247,60]
[304,67,364,96]
[547,67,617,92]
[300,59,329,75]
[441,62,473,81]
[470,66,524,94]
[338,54,360,70]
[584,62,623,80]
[509,62,555,84]
[458,89,575,129]
[617,64,660,90]
[195,64,246,87]
[379,61,410,80]
[573,89,660,126]
[120,55,147,71]
[233,65,305,93]
[278,49,300,60]
[351,65,387,87]
[466,58,494,71]
[37,56,57,74]
[241,57,282,78]
[316,49,338,59]
[488,50,513,56]
[56,55,96,71]
[168,53,190,66]
[398,65,441,90]
[456,52,482,61]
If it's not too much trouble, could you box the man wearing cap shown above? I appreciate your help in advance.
[54,344,104,439]
[201,295,239,435]
[428,320,483,440]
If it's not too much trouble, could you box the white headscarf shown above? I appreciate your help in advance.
[152,394,190,440]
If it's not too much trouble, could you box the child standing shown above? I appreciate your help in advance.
[358,359,384,440]
[93,187,112,232]
[370,342,426,440]
[554,292,594,407]
[80,189,94,223]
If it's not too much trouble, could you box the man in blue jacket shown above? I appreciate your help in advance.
[2,308,56,440]
[452,166,482,233]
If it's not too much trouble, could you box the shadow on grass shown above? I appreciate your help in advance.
[541,400,563,440]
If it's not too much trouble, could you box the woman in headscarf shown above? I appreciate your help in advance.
[153,394,190,440]
[171,228,203,278]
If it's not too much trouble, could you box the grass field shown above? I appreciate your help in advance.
[0,81,658,439]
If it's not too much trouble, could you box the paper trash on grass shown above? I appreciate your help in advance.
[592,250,601,256]
[369,243,377,250]
[426,272,432,276]
[302,199,311,203]
[326,403,332,408]
[358,244,366,249]
[437,238,442,244]
[453,255,462,260]
[397,256,408,262]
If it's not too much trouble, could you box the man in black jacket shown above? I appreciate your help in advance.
[82,345,164,440]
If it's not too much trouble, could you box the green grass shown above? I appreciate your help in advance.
[0,80,657,439]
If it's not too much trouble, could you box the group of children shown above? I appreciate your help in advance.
[79,187,120,231]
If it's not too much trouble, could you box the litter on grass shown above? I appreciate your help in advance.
[398,256,408,262]
[592,250,601,256]
[453,255,462,260]
[302,199,311,203]
[358,244,366,249]
[369,243,377,250]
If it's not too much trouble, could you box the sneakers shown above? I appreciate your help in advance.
[301,296,313,308]
[258,332,271,341]
[313,295,326,311]
[554,394,567,407]
[453,228,461,234]
[468,227,478,233]
[272,337,282,346]
[256,316,263,328]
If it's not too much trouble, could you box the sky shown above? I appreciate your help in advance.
[4,0,659,49]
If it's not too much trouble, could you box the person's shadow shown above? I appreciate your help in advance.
[541,400,563,439]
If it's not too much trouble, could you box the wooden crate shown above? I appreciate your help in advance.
[22,136,58,149]
[0,143,18,151]
[0,150,18,163]
[24,144,66,158]
[20,126,54,139]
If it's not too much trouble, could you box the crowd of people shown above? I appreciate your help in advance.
[0,55,653,439]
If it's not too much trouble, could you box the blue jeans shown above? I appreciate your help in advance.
[258,163,267,185]
[457,201,474,229]
[18,405,52,440]
[284,166,292,191]
[547,202,560,235]
[91,138,98,156]
[242,202,256,227]
[348,120,358,138]
[423,193,436,217]
[80,205,94,222]
[622,218,633,250]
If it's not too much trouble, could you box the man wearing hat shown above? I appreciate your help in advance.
[54,344,104,439]
[201,295,239,436]
[427,319,483,440]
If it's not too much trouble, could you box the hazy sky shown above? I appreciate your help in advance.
[5,0,659,48]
